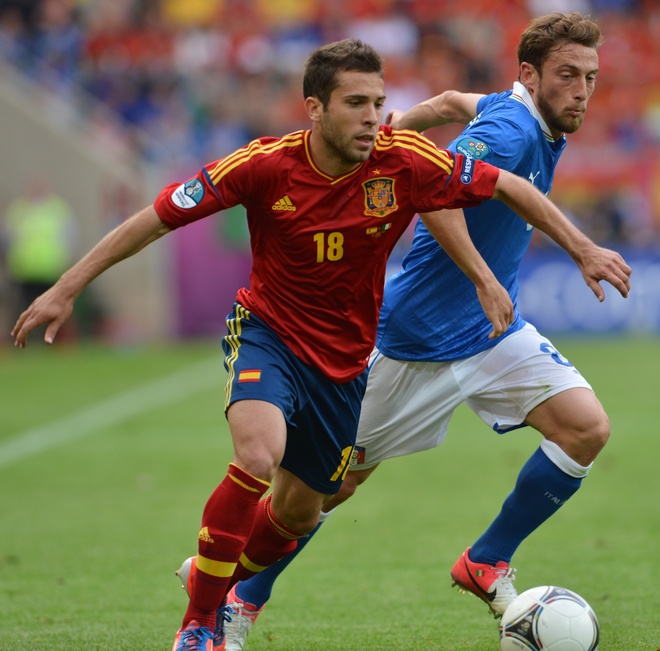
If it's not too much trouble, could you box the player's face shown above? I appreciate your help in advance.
[525,43,598,139]
[308,70,385,176]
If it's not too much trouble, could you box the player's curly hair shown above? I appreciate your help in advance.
[303,38,384,108]
[518,12,603,73]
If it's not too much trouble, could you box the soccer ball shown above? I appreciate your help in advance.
[499,586,599,651]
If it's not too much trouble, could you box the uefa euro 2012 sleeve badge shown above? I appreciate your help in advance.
[456,137,490,159]
[363,178,398,217]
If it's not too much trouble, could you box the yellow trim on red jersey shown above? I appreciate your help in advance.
[303,130,366,184]
[208,132,306,185]
[375,130,454,175]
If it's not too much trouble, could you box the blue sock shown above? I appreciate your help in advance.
[470,444,585,565]
[234,519,324,609]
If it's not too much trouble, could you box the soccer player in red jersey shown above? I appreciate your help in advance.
[11,39,630,650]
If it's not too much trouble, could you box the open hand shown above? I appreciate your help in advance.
[579,246,631,301]
[11,285,74,348]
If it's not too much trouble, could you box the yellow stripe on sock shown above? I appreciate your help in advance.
[228,473,263,493]
[266,511,301,540]
[239,552,268,574]
[196,555,237,578]
[228,464,271,492]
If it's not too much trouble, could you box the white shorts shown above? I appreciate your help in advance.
[352,323,592,469]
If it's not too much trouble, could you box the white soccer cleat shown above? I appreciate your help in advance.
[223,584,265,651]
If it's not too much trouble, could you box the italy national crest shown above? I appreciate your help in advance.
[363,178,398,217]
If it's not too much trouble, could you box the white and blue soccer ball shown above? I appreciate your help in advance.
[499,586,599,651]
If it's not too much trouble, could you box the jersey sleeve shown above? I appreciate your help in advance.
[153,168,223,229]
[451,112,530,176]
[475,90,508,115]
[411,146,500,213]
[153,141,263,229]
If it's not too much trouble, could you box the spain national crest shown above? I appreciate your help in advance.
[363,178,398,217]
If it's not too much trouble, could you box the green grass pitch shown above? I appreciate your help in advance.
[0,337,658,650]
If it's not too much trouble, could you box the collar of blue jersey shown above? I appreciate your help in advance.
[510,81,557,142]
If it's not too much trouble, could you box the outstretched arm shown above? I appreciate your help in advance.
[420,209,514,339]
[387,90,484,132]
[11,205,171,347]
[493,170,632,300]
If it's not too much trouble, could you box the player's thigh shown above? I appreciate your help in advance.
[525,387,609,464]
[222,305,298,477]
[353,351,461,469]
[525,387,607,436]
[462,324,593,433]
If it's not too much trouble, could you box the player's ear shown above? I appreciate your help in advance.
[520,62,538,87]
[305,96,323,123]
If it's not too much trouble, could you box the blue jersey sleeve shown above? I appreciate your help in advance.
[453,90,533,176]
[476,90,507,115]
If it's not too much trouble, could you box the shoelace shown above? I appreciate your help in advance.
[213,604,233,645]
[232,602,260,632]
[495,566,517,581]
[181,626,211,651]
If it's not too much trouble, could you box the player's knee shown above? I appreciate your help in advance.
[231,450,280,483]
[578,405,610,455]
[272,497,325,534]
[560,408,610,466]
[272,509,319,535]
[590,409,610,453]
[290,513,322,535]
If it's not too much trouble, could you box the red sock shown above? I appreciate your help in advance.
[230,493,303,586]
[184,464,270,628]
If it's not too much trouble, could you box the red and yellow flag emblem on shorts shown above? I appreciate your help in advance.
[238,369,262,383]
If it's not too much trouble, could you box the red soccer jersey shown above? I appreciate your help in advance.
[154,126,499,382]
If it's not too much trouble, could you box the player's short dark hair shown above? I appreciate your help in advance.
[303,38,384,108]
[518,12,603,72]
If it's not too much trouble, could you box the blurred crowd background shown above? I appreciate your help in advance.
[2,0,660,240]
[1,0,659,342]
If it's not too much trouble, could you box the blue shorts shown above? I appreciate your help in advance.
[221,303,368,494]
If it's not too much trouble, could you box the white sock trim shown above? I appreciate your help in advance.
[540,438,592,478]
[319,507,334,523]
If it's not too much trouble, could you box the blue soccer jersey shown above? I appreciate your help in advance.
[377,82,568,361]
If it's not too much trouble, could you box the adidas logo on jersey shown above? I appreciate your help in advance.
[272,195,296,211]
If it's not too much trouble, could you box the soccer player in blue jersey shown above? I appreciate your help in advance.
[187,12,631,648]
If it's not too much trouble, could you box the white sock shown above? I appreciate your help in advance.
[541,438,592,478]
